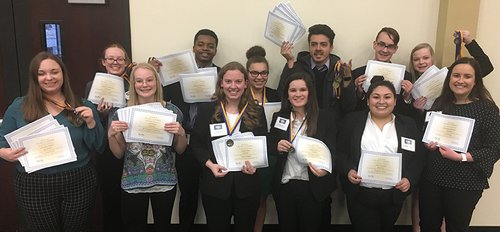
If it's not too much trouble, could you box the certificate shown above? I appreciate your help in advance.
[264,11,299,46]
[423,113,475,153]
[264,102,281,132]
[87,72,126,107]
[18,127,77,173]
[271,2,305,43]
[363,60,406,94]
[179,72,217,103]
[358,150,402,186]
[225,136,268,171]
[157,50,198,86]
[293,136,332,173]
[411,67,448,110]
[126,108,176,146]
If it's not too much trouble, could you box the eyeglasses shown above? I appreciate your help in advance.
[104,57,126,64]
[249,70,269,77]
[375,41,398,51]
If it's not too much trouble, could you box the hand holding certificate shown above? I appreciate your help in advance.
[4,114,77,173]
[87,72,126,107]
[363,60,406,94]
[423,113,475,153]
[156,50,198,86]
[411,66,448,110]
[358,150,402,186]
[179,71,217,103]
[293,136,332,173]
[117,103,178,146]
[225,136,268,171]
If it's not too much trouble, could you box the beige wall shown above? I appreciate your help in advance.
[130,0,500,226]
[470,0,500,226]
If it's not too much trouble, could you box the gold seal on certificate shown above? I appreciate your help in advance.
[357,150,402,186]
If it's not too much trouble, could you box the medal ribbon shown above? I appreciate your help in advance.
[250,88,266,107]
[454,31,464,60]
[333,61,341,99]
[43,96,75,111]
[220,101,248,136]
[289,111,306,144]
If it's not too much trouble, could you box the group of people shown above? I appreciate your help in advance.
[0,23,499,232]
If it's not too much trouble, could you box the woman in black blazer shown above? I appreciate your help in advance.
[269,72,337,232]
[336,76,425,232]
[190,62,267,232]
[245,45,281,232]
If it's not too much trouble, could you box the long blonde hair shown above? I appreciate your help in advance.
[127,63,165,106]
[409,43,434,82]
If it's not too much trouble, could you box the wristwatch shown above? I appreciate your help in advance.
[460,152,467,162]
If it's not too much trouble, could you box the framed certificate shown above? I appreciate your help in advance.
[87,72,126,107]
[363,60,406,94]
[179,72,217,103]
[225,136,268,172]
[293,136,332,173]
[358,150,402,186]
[423,113,475,153]
[157,50,198,86]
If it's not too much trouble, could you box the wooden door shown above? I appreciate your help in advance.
[0,0,131,230]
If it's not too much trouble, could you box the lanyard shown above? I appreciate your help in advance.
[289,111,306,143]
[43,96,74,111]
[250,88,266,107]
[220,101,248,136]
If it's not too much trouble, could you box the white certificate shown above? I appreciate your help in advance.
[411,67,448,110]
[87,72,126,107]
[225,136,268,171]
[179,72,217,103]
[18,127,77,173]
[363,60,406,94]
[157,50,198,86]
[272,2,305,43]
[125,108,176,146]
[264,102,281,132]
[423,113,475,153]
[264,11,299,46]
[358,150,402,186]
[293,136,332,173]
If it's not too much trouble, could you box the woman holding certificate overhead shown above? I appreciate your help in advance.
[245,45,280,232]
[108,63,187,232]
[269,72,336,232]
[190,61,267,232]
[336,76,424,232]
[419,57,500,232]
[0,51,106,231]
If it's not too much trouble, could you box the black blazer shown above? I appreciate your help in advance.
[190,101,268,200]
[269,109,337,202]
[336,110,425,204]
[264,87,281,103]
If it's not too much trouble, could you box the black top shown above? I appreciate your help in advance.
[269,109,337,201]
[336,110,425,204]
[190,101,268,200]
[277,51,357,117]
[425,101,500,190]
